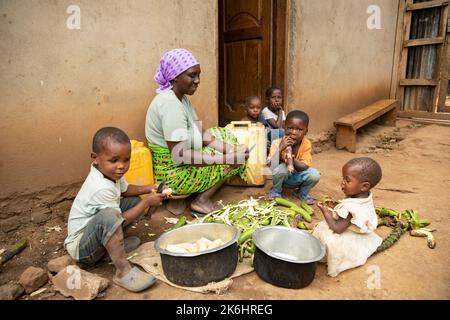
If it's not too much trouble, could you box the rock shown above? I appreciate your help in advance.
[319,133,329,143]
[18,267,49,294]
[30,207,51,224]
[0,215,22,232]
[47,255,75,274]
[52,266,109,300]
[0,282,24,300]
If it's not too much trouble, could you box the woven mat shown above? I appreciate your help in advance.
[129,241,254,294]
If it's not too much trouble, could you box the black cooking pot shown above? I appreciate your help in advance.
[154,223,240,287]
[252,226,325,289]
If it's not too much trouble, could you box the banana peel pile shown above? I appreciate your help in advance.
[321,198,437,252]
[200,197,314,261]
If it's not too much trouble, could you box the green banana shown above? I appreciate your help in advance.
[300,201,314,215]
[275,197,312,222]
[238,228,256,245]
[376,207,398,217]
[170,216,187,230]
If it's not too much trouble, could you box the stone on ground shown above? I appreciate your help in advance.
[0,282,25,300]
[18,267,49,294]
[52,266,109,300]
[47,255,74,274]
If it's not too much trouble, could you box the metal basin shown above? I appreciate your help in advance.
[154,223,240,287]
[252,226,325,289]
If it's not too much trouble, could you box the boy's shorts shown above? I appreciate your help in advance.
[78,197,141,266]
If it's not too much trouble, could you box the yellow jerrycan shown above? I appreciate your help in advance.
[225,121,267,186]
[124,140,154,187]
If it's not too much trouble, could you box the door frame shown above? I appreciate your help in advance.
[390,0,450,120]
[218,0,288,126]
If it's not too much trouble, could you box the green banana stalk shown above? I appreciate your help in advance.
[376,224,406,253]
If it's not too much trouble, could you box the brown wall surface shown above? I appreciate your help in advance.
[0,0,218,198]
[286,0,399,133]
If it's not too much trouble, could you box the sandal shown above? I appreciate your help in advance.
[268,189,282,199]
[113,266,156,292]
[292,190,317,205]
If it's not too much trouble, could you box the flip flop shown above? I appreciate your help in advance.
[102,236,141,263]
[113,266,156,292]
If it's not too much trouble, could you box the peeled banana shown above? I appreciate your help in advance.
[410,228,436,249]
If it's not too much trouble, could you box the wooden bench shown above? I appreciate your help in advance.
[334,99,398,153]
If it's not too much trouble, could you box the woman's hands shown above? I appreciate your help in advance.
[225,144,250,167]
[167,139,249,167]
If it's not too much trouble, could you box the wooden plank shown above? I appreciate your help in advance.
[335,126,357,153]
[334,99,398,130]
[401,117,450,125]
[390,0,406,99]
[398,110,450,120]
[379,107,398,126]
[432,7,449,112]
[404,37,445,47]
[399,79,439,86]
[397,0,414,110]
[406,0,448,11]
[439,2,449,36]
[273,0,287,97]
[224,27,262,42]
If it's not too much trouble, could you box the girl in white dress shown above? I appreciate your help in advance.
[312,157,383,277]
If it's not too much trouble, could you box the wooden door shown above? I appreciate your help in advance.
[219,0,275,127]
[393,0,450,120]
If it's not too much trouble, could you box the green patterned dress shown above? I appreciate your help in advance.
[149,127,246,195]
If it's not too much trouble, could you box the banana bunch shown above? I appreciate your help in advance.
[315,201,437,251]
[375,207,436,250]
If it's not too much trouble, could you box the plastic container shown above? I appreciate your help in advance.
[124,140,154,186]
[225,121,267,186]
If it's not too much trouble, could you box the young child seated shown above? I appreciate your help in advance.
[312,157,383,277]
[261,87,285,129]
[267,110,320,204]
[240,95,267,126]
[64,127,167,292]
[261,87,286,149]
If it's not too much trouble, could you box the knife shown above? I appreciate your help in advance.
[248,144,256,153]
[157,178,167,193]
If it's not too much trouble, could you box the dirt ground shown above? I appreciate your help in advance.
[1,120,449,300]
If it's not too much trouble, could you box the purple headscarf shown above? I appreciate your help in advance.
[154,48,200,93]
